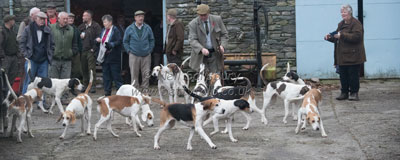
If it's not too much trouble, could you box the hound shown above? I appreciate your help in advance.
[26,59,84,114]
[151,63,190,103]
[207,74,260,130]
[116,81,154,129]
[295,89,327,137]
[93,94,150,140]
[259,63,311,125]
[57,70,93,139]
[191,63,208,103]
[4,71,42,142]
[152,97,222,150]
[185,87,251,143]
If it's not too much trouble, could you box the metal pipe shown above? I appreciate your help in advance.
[9,0,13,15]
[66,0,71,13]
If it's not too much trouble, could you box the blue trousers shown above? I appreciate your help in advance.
[102,62,123,95]
[22,60,48,94]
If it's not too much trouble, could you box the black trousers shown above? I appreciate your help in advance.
[339,64,361,94]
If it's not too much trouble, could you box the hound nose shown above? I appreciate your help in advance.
[150,124,154,127]
[62,124,66,127]
[222,109,225,114]
[316,128,319,131]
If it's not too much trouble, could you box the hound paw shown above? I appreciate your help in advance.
[86,132,92,135]
[283,120,287,124]
[210,131,218,136]
[293,116,298,121]
[301,127,306,130]
[186,145,193,151]
[154,145,161,150]
[231,139,238,143]
[295,128,300,134]
[93,136,97,141]
[80,133,85,137]
[59,136,65,140]
[220,130,228,134]
[322,134,328,138]
[17,138,22,143]
[242,127,249,130]
[29,133,34,138]
[48,111,54,115]
[136,133,142,137]
[211,145,217,149]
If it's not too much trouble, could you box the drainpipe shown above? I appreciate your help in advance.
[9,0,13,15]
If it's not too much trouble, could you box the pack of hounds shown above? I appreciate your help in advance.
[1,58,327,150]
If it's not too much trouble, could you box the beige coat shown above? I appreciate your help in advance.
[188,14,228,71]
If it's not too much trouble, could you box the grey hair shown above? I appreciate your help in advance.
[101,14,113,23]
[341,4,353,15]
[58,12,69,18]
[29,7,40,16]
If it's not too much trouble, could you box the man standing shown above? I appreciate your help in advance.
[188,4,228,73]
[123,10,155,90]
[19,12,54,94]
[45,3,58,25]
[49,12,78,79]
[78,10,101,93]
[0,15,20,133]
[17,7,40,41]
[165,9,184,66]
[1,15,21,85]
[68,13,83,80]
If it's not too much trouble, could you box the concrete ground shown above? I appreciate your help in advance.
[0,80,399,160]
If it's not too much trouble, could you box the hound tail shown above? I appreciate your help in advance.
[180,57,191,69]
[150,97,167,108]
[1,69,18,100]
[84,70,93,94]
[231,76,252,95]
[183,86,209,102]
[259,63,269,85]
[130,80,136,86]
[286,62,291,73]
[25,58,35,83]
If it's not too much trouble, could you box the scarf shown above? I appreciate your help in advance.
[97,26,113,63]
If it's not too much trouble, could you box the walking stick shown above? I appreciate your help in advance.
[216,38,225,86]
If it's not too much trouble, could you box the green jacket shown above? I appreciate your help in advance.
[50,23,78,60]
[0,25,20,58]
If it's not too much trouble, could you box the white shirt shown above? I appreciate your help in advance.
[135,22,143,30]
[203,19,212,49]
[37,30,43,43]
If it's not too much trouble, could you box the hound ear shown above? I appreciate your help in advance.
[70,113,76,124]
[160,64,164,67]
[141,112,147,122]
[68,79,75,89]
[56,113,63,123]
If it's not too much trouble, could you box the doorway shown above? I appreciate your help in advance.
[70,0,164,84]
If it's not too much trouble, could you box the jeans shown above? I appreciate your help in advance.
[102,62,123,95]
[22,60,49,94]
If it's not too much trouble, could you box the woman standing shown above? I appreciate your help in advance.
[96,14,123,96]
[325,4,366,101]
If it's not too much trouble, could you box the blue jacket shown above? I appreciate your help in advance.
[96,26,122,64]
[123,23,154,57]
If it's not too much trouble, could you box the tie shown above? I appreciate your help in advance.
[204,21,209,35]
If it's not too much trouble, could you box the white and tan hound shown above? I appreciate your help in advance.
[295,89,327,137]
[57,70,93,139]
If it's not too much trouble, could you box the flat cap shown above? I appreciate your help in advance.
[46,3,56,8]
[197,4,210,14]
[167,9,177,17]
[134,10,145,16]
[3,15,16,23]
[68,13,75,17]
[36,12,48,19]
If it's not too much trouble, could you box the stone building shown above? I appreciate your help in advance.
[1,0,296,77]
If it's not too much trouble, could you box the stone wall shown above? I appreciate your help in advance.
[0,0,65,26]
[167,0,296,77]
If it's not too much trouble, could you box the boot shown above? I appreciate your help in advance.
[336,93,348,100]
[348,93,359,101]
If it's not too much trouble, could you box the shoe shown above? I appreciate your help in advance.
[90,88,96,93]
[336,93,348,100]
[348,93,359,101]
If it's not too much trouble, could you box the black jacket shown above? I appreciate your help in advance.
[96,26,122,64]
